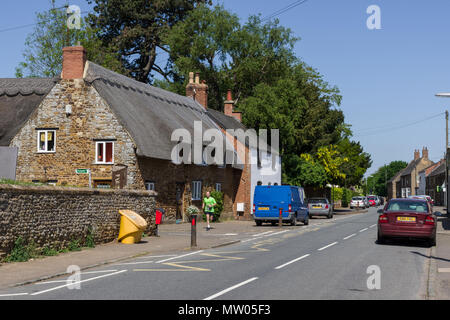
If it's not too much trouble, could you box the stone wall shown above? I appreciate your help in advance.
[0,184,156,256]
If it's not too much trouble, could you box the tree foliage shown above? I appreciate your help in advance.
[87,0,211,83]
[16,1,123,78]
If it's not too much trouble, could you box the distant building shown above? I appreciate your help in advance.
[387,148,434,199]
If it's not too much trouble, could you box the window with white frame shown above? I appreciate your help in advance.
[192,180,202,200]
[95,141,114,164]
[145,181,155,191]
[215,183,222,192]
[37,130,56,152]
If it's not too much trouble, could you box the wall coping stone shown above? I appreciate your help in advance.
[0,184,157,197]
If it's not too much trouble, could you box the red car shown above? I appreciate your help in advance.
[367,196,377,207]
[377,198,436,246]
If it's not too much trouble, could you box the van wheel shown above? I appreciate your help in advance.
[304,215,309,226]
[290,215,296,226]
[255,220,262,226]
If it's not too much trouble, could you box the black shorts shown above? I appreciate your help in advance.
[204,211,214,216]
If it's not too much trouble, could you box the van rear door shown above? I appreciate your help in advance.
[254,186,290,218]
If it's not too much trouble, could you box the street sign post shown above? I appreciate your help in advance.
[75,168,92,188]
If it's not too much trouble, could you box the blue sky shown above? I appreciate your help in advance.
[1,0,450,176]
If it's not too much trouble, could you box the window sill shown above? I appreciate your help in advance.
[94,162,114,165]
[36,151,56,154]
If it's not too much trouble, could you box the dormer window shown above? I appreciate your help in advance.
[37,130,56,153]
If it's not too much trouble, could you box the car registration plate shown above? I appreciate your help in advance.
[397,216,416,222]
[258,207,269,211]
[312,205,322,208]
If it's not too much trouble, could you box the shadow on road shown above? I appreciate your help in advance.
[410,250,450,263]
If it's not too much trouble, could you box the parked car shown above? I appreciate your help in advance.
[367,196,377,207]
[253,185,309,226]
[363,196,370,208]
[308,198,333,219]
[350,196,366,209]
[377,198,437,246]
[408,195,433,210]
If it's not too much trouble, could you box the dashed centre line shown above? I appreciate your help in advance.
[204,277,258,300]
[275,254,310,270]
[343,233,356,240]
[318,242,338,251]
[359,228,368,233]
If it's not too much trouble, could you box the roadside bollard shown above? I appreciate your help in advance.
[191,214,197,247]
[279,208,282,227]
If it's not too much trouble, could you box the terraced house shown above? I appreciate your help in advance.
[0,46,259,222]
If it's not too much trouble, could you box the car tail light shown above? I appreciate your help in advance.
[288,204,292,212]
[325,204,329,209]
[379,214,388,224]
[425,216,435,226]
[253,204,255,214]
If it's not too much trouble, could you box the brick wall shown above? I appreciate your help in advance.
[0,184,156,256]
[136,157,238,222]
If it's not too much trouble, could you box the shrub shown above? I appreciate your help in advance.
[4,237,38,262]
[84,227,95,248]
[68,239,81,252]
[41,246,59,256]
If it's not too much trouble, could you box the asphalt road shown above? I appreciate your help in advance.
[0,207,432,300]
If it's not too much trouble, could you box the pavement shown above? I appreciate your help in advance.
[0,208,363,291]
[433,206,450,299]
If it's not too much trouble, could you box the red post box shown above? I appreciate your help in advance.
[155,209,163,225]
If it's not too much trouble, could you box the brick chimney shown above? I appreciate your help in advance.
[186,72,208,109]
[224,90,242,122]
[422,147,429,160]
[62,46,87,79]
[414,149,420,160]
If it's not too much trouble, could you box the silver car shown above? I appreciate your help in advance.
[308,198,333,219]
[350,196,367,209]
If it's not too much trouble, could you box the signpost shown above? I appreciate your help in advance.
[75,169,91,188]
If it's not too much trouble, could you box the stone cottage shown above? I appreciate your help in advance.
[0,46,248,222]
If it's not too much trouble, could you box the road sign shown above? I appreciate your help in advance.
[75,169,92,188]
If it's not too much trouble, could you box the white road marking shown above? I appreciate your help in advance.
[0,293,29,297]
[438,268,450,273]
[269,230,290,236]
[252,231,274,237]
[318,242,338,251]
[275,254,310,270]
[204,277,258,300]
[359,228,368,233]
[137,254,177,259]
[369,224,377,228]
[30,270,127,296]
[343,234,356,240]
[115,261,154,266]
[81,270,118,274]
[156,250,204,264]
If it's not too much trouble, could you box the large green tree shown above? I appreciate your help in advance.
[16,1,122,78]
[87,0,211,83]
[162,4,298,109]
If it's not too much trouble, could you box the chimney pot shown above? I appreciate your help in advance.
[189,72,194,84]
[195,73,200,84]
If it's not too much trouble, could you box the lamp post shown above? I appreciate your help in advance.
[434,93,448,210]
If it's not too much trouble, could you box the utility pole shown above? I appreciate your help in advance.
[446,110,449,211]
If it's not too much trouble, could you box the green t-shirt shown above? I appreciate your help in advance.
[203,196,217,213]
